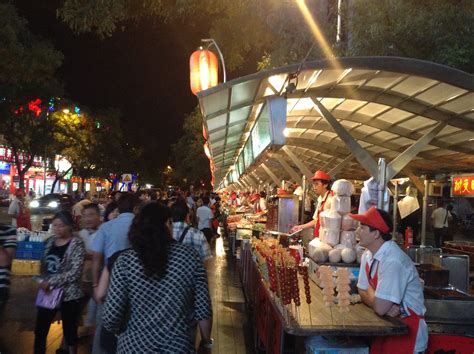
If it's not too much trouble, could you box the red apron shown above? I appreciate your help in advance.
[366,261,423,354]
[313,191,332,238]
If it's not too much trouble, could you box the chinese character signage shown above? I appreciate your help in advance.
[452,175,474,197]
[0,145,42,167]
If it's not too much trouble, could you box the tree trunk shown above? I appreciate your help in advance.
[80,176,86,192]
[18,170,25,189]
[51,172,60,194]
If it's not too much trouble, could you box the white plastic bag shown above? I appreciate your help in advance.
[340,231,356,248]
[331,196,351,215]
[341,214,358,231]
[321,210,341,230]
[326,229,340,246]
[331,179,355,196]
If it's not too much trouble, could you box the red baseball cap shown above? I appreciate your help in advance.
[311,170,331,181]
[250,193,259,202]
[349,207,390,234]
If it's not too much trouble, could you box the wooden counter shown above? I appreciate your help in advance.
[267,274,407,336]
[240,245,407,353]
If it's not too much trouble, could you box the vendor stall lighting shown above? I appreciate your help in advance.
[203,142,212,160]
[283,128,289,137]
[62,109,70,114]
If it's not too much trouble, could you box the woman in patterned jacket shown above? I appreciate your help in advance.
[34,211,86,354]
[102,202,213,353]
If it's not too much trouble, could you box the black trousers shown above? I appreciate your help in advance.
[34,298,83,354]
[200,228,213,244]
[434,227,444,248]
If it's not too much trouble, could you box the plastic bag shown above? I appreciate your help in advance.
[320,210,341,231]
[341,214,358,231]
[326,229,340,246]
[331,179,355,196]
[340,231,356,248]
[331,196,351,215]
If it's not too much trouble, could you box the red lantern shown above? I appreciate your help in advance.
[190,48,218,95]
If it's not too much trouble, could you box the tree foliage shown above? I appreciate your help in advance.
[170,107,211,188]
[58,0,474,73]
[346,0,474,72]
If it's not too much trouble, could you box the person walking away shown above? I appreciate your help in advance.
[350,207,428,354]
[431,201,452,248]
[196,196,214,244]
[102,202,213,353]
[102,201,119,223]
[0,225,16,314]
[8,188,31,230]
[34,211,86,354]
[291,170,333,238]
[171,199,212,267]
[77,203,102,332]
[89,193,137,354]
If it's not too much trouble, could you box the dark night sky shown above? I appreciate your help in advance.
[13,1,216,174]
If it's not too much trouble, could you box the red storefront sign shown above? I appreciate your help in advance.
[0,146,42,167]
[452,175,474,197]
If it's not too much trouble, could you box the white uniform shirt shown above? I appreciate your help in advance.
[431,207,451,229]
[196,205,213,230]
[357,241,428,353]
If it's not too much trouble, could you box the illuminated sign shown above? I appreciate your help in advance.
[452,175,474,197]
[0,146,42,167]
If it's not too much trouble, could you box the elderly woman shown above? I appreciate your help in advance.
[102,202,213,353]
[34,211,86,354]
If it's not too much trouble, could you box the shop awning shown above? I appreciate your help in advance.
[197,57,474,190]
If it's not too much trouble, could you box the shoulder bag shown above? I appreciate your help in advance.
[35,239,73,309]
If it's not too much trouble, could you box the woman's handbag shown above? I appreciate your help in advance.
[35,287,64,309]
[35,239,73,309]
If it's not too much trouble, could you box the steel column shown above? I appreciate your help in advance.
[421,178,429,246]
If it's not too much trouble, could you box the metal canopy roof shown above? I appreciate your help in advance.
[197,57,474,189]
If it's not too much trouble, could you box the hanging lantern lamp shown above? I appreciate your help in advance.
[190,47,218,95]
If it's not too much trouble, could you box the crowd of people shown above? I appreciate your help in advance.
[1,188,222,354]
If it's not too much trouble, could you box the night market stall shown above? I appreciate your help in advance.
[196,57,474,353]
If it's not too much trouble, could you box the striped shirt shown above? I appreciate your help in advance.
[0,225,17,302]
[172,222,212,262]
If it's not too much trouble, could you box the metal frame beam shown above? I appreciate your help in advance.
[328,154,354,178]
[281,146,313,180]
[386,122,446,180]
[312,97,379,178]
[275,155,302,184]
[261,163,280,185]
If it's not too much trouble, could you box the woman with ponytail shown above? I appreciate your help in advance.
[102,202,213,353]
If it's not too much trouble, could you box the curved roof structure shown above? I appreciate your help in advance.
[197,57,474,189]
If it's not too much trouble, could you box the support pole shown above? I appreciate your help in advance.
[300,175,307,224]
[392,181,399,241]
[421,178,429,246]
[377,158,387,211]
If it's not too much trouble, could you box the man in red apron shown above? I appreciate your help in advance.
[350,207,428,354]
[290,170,333,238]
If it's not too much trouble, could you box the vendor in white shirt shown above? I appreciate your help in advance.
[290,170,333,238]
[350,207,428,354]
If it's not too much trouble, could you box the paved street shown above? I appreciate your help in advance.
[0,206,49,230]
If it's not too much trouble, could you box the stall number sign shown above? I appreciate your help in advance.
[452,176,474,197]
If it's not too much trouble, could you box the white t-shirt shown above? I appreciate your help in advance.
[358,241,428,353]
[8,198,20,227]
[196,205,213,230]
[431,207,451,229]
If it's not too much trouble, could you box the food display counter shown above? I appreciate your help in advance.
[240,241,406,354]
